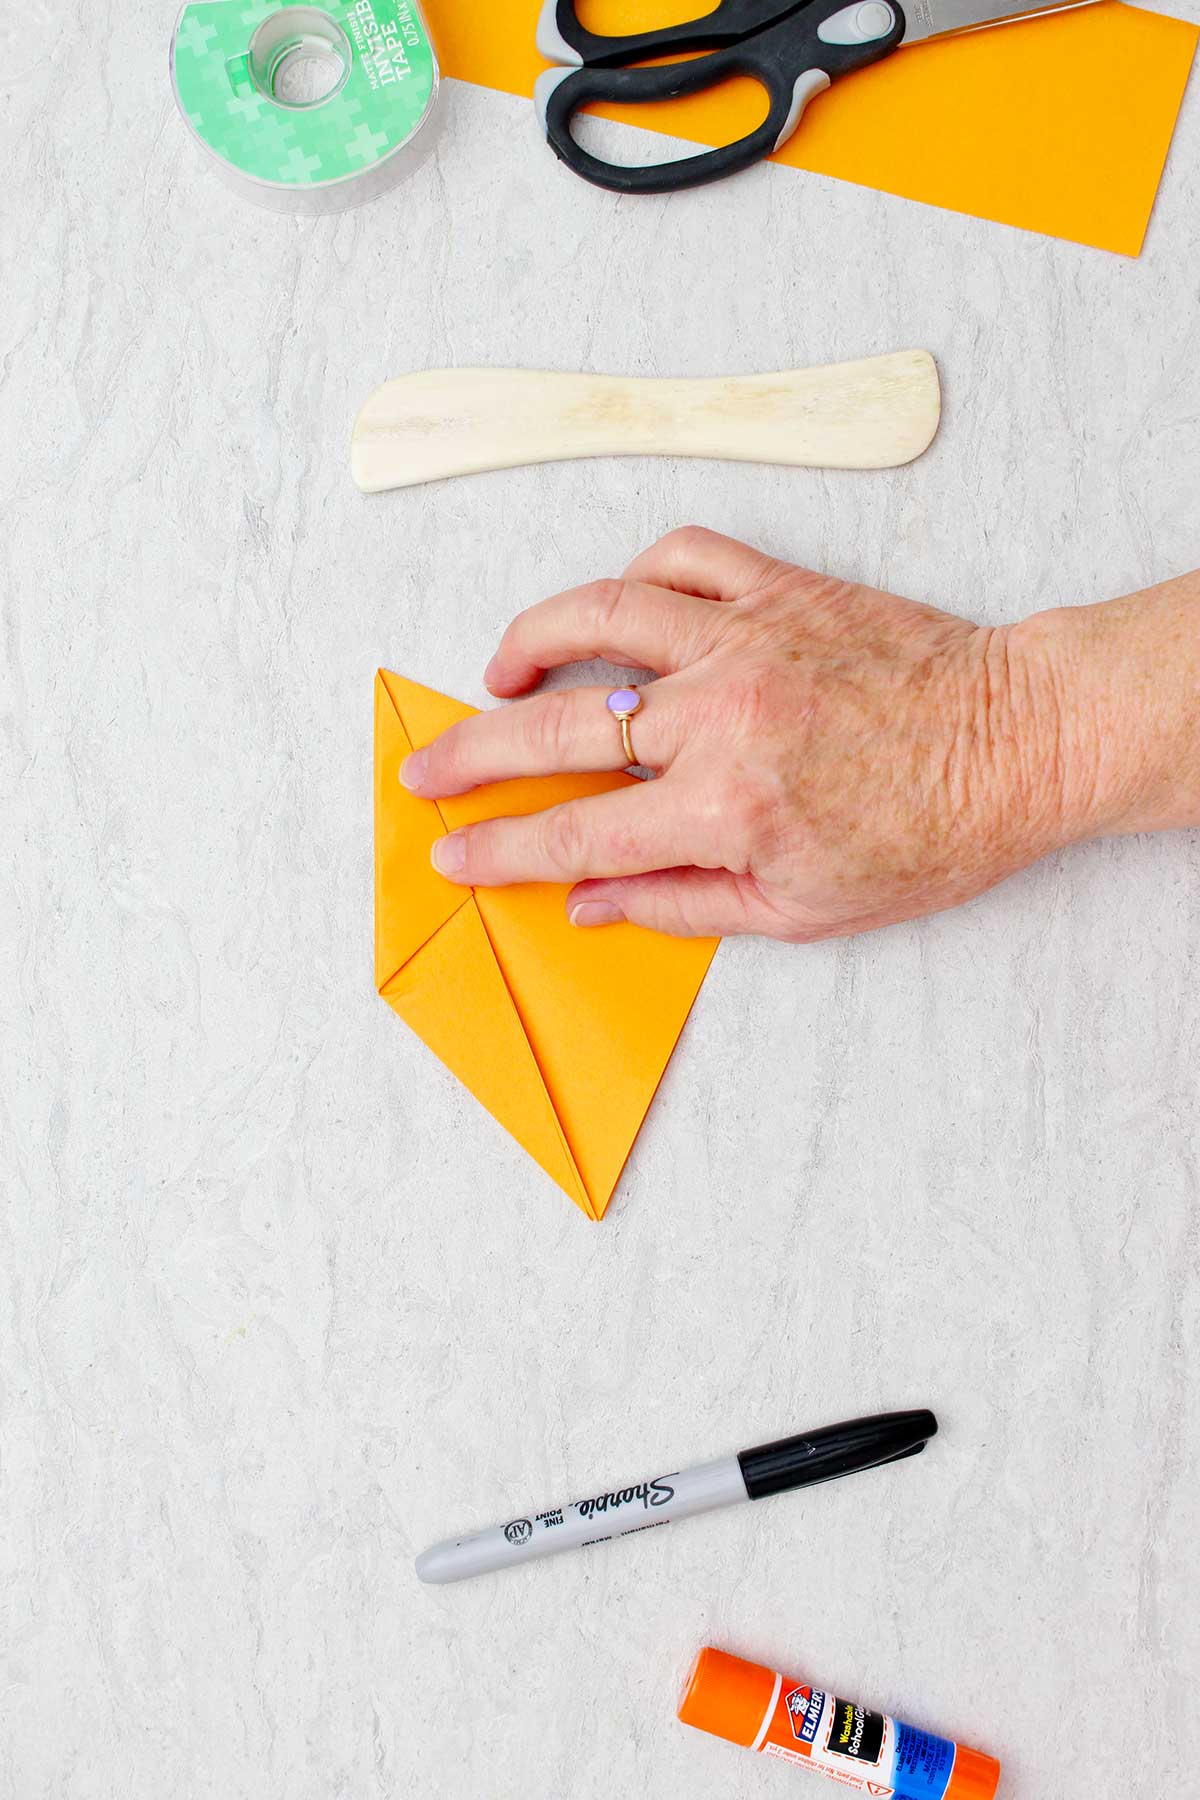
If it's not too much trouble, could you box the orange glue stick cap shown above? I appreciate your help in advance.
[678,1647,777,1747]
[945,1744,1003,1799]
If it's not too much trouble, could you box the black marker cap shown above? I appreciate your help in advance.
[737,1409,938,1502]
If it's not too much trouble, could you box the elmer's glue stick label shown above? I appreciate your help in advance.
[678,1647,1000,1800]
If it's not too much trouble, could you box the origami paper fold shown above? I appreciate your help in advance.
[422,0,1197,255]
[375,671,719,1219]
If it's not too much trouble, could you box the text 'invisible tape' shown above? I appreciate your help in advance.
[171,1,440,212]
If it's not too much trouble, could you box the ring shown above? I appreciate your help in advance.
[606,687,642,767]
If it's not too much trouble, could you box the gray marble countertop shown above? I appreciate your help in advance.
[3,4,1199,1795]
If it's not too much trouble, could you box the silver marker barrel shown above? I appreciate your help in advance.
[415,1410,937,1585]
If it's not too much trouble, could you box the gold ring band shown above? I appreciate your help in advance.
[606,687,643,769]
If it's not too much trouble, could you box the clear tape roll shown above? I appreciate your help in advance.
[171,1,440,214]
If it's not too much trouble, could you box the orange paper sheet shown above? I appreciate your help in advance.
[423,0,1197,254]
[376,672,718,1219]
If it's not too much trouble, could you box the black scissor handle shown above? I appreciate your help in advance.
[536,0,803,68]
[535,0,906,196]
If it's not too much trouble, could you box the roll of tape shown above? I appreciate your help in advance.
[171,1,440,213]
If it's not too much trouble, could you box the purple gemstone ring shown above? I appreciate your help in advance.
[606,687,642,767]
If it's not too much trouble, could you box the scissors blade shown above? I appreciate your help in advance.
[901,0,1099,45]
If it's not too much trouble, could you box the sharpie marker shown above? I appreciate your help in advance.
[415,1409,937,1584]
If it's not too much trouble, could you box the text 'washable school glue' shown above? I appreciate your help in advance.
[679,1646,1000,1799]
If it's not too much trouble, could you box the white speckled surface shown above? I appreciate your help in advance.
[2,4,1199,1795]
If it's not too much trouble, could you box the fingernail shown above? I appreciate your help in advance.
[569,900,625,929]
[400,750,428,791]
[483,656,502,691]
[431,832,467,878]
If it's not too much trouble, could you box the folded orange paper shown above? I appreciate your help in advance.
[375,672,719,1219]
[423,0,1197,255]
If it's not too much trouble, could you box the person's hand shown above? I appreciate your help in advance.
[399,529,1198,940]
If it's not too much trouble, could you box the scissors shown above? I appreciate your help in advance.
[534,0,1097,193]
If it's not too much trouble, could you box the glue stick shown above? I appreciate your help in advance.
[678,1646,1000,1798]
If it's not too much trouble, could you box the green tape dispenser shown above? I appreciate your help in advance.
[171,2,439,211]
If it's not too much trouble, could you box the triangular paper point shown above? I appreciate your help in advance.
[382,898,592,1216]
[374,672,718,1217]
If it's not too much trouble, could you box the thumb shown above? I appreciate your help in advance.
[566,867,763,939]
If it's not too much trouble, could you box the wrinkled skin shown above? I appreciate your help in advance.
[399,528,1197,941]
